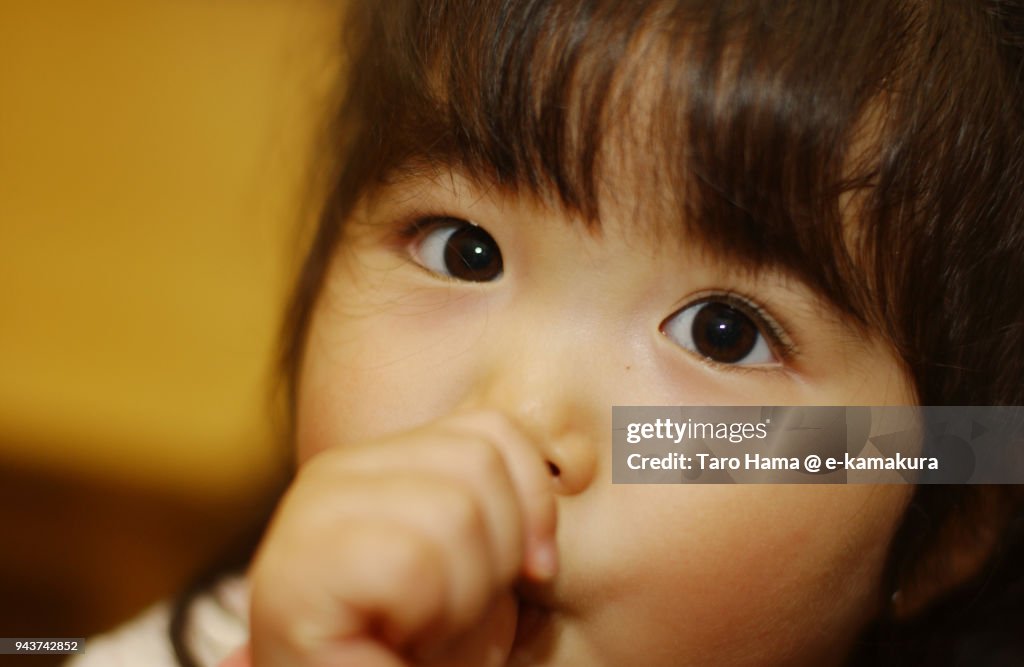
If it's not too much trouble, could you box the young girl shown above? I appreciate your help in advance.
[72,0,1024,665]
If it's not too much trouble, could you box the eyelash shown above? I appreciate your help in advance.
[395,215,459,242]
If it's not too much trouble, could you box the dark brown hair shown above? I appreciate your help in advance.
[174,1,1024,664]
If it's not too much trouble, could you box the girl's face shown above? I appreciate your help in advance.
[295,169,915,666]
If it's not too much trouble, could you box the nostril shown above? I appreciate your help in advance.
[540,433,596,495]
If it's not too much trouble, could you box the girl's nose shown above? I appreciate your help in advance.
[457,347,600,496]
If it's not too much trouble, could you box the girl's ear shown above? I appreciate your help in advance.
[888,486,1024,620]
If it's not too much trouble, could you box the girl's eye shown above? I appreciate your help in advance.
[660,299,778,366]
[411,219,504,282]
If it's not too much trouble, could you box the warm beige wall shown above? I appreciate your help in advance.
[0,1,342,501]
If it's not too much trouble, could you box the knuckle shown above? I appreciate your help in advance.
[460,437,506,479]
[437,484,485,535]
[339,521,443,597]
[377,529,439,589]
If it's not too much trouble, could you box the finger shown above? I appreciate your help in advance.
[298,473,501,636]
[250,519,446,667]
[313,430,526,584]
[444,411,559,580]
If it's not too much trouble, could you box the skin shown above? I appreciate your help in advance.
[248,170,916,667]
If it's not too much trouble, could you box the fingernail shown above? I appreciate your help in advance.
[530,541,558,580]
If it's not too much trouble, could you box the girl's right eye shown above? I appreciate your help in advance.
[409,218,504,282]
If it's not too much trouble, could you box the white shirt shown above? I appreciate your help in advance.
[66,575,248,667]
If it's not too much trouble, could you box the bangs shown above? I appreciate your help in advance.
[337,0,920,327]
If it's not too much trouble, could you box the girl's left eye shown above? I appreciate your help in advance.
[410,218,504,282]
[660,299,780,366]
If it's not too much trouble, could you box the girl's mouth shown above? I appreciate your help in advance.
[513,598,549,647]
[508,582,557,664]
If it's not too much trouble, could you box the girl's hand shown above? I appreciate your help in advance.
[248,410,558,667]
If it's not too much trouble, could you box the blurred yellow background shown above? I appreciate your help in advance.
[0,0,342,648]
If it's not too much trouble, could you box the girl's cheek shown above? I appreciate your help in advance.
[295,281,492,462]
[564,485,909,665]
